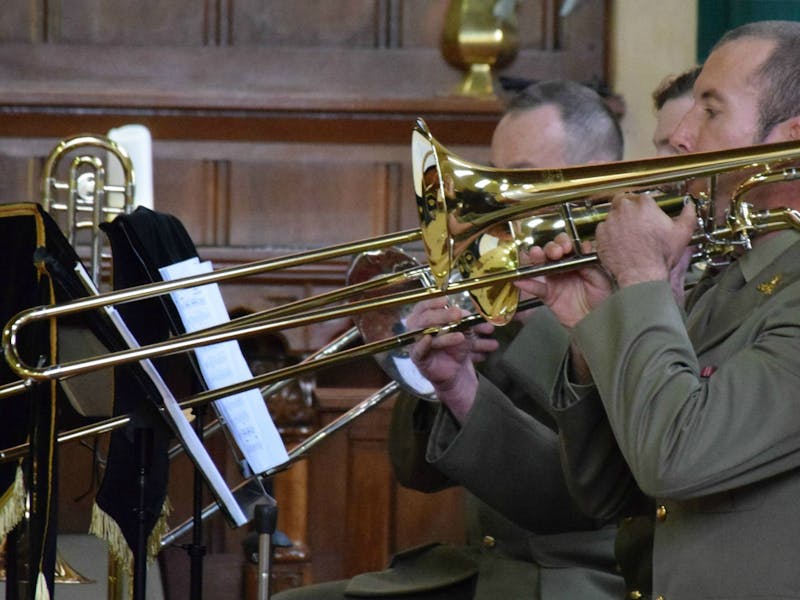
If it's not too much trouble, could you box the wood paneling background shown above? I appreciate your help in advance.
[0,0,609,595]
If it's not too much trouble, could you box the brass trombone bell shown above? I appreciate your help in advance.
[412,118,800,324]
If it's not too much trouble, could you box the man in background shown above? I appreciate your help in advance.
[274,79,625,600]
[652,66,700,156]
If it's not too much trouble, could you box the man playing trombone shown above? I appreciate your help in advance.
[274,80,626,600]
[404,67,705,598]
[512,20,800,599]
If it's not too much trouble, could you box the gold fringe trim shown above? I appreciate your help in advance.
[90,502,133,576]
[147,497,172,562]
[35,571,50,600]
[89,497,172,598]
[0,466,27,540]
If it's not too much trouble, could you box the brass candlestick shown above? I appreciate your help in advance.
[441,0,521,98]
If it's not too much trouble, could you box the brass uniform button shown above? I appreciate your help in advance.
[627,591,643,599]
[482,535,496,549]
[656,596,665,600]
[656,504,668,521]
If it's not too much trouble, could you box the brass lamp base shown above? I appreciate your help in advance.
[455,63,495,97]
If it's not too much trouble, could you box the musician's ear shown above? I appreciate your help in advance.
[763,114,800,143]
[778,114,800,141]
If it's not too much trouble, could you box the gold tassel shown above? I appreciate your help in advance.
[147,497,172,561]
[89,503,133,577]
[34,571,51,600]
[0,466,27,540]
[90,497,172,599]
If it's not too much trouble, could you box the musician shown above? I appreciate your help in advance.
[273,80,625,600]
[515,20,800,599]
[652,66,703,305]
[652,66,700,156]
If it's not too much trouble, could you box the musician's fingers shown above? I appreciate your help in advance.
[410,333,434,363]
[408,304,462,329]
[470,321,496,337]
[427,331,468,349]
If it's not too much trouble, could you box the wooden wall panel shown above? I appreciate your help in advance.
[227,161,391,247]
[0,1,611,594]
[232,0,382,47]
[49,1,212,45]
[152,159,218,244]
[0,156,35,205]
[307,389,467,583]
[344,437,395,576]
[0,3,38,42]
[398,1,451,47]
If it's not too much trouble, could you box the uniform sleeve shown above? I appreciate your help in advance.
[422,309,610,533]
[388,392,454,493]
[426,374,606,533]
[574,279,800,499]
[549,369,647,521]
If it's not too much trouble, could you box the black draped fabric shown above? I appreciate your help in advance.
[0,204,57,600]
[0,203,118,599]
[0,205,43,539]
[92,207,202,570]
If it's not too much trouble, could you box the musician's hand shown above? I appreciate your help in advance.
[407,298,498,423]
[515,233,613,329]
[596,194,696,289]
[670,246,694,307]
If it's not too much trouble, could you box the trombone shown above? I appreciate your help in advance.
[5,119,800,450]
[1,118,800,555]
[6,119,800,386]
[43,134,136,284]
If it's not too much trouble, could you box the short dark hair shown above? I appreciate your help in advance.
[652,66,701,111]
[506,80,624,163]
[714,20,800,141]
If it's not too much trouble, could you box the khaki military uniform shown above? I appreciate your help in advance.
[275,313,624,599]
[551,231,800,599]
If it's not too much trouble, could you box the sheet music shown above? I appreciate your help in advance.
[159,258,289,475]
[73,264,247,527]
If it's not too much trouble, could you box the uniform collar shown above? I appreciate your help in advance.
[738,230,800,284]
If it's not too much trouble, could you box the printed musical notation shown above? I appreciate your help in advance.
[159,258,289,476]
